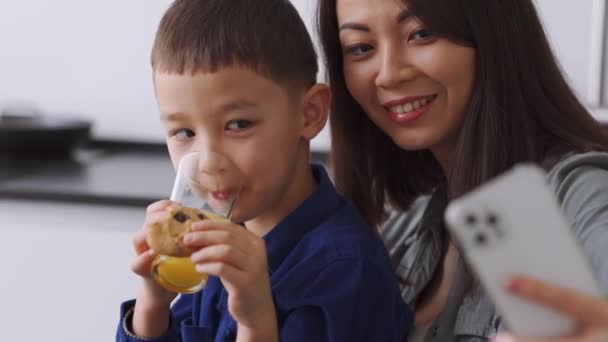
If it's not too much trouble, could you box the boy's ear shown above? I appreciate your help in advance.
[299,84,331,140]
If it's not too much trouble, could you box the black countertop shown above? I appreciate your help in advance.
[0,143,330,207]
[0,148,174,206]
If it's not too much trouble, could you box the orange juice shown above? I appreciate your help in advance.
[152,255,207,294]
[151,211,229,294]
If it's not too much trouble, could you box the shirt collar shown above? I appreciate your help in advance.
[263,164,343,273]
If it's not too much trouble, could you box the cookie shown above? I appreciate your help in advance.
[146,206,210,257]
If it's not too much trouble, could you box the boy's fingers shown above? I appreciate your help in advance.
[191,244,250,272]
[130,250,157,276]
[146,200,174,214]
[184,230,250,255]
[132,229,150,255]
[195,261,242,285]
[189,220,259,250]
[191,219,236,232]
[508,275,608,323]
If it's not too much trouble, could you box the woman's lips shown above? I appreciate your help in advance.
[383,95,437,125]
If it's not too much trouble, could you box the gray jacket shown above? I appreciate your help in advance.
[381,152,608,341]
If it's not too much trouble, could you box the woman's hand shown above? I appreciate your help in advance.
[493,275,608,342]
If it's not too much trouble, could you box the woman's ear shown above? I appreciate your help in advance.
[299,84,331,140]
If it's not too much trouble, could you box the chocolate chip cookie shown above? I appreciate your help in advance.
[146,206,209,257]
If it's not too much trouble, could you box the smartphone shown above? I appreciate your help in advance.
[445,164,603,337]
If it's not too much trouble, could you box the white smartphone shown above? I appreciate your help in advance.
[445,164,603,337]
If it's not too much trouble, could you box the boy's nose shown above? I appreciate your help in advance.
[197,150,229,175]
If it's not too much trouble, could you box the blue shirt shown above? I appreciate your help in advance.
[117,165,412,342]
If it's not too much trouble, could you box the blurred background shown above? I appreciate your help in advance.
[0,0,607,340]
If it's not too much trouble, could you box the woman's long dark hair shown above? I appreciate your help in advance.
[318,0,608,226]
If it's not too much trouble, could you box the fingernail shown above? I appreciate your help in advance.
[492,334,514,342]
[507,277,524,293]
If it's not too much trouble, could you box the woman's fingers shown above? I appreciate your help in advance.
[508,275,608,324]
[494,329,608,342]
[588,329,608,341]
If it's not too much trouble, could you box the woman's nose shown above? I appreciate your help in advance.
[375,46,414,89]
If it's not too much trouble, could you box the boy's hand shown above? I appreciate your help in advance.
[130,200,179,338]
[131,200,178,307]
[185,220,278,335]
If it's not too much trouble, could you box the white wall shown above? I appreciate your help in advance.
[534,0,605,106]
[0,0,331,150]
[0,0,602,151]
[0,0,169,142]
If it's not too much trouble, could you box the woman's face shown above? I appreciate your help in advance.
[337,0,475,160]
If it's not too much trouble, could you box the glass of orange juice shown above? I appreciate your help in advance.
[151,151,242,294]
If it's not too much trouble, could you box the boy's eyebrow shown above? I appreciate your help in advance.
[339,9,413,33]
[161,112,187,122]
[217,99,260,113]
[160,100,259,122]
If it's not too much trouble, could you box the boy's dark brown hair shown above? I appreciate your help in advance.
[152,0,318,92]
[318,0,608,226]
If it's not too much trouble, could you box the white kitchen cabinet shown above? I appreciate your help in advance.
[0,200,144,341]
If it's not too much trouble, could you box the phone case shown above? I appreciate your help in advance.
[445,164,602,336]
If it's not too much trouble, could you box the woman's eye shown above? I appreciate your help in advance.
[411,27,434,40]
[409,27,434,42]
[171,128,195,140]
[344,44,374,57]
[226,120,253,132]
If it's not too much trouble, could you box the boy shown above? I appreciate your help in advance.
[116,0,411,341]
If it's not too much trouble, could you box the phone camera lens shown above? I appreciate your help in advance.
[475,233,487,246]
[466,214,477,226]
[487,214,499,226]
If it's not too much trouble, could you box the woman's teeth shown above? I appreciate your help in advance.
[389,95,435,114]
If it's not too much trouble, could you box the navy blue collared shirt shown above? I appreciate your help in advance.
[117,165,412,342]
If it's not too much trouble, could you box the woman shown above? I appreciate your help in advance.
[317,0,608,340]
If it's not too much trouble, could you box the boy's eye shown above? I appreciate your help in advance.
[225,120,253,132]
[171,128,195,140]
[344,44,374,57]
[409,27,434,42]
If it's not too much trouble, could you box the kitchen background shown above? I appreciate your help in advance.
[0,1,607,341]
